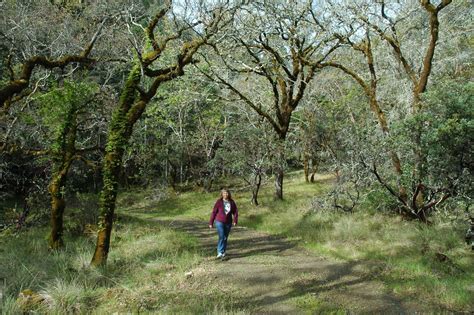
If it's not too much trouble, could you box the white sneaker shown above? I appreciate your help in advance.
[216,253,223,259]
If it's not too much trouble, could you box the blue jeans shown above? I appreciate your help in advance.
[215,221,232,255]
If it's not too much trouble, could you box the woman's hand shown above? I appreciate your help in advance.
[232,222,237,226]
[209,225,213,229]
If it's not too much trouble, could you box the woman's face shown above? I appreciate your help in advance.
[222,191,229,200]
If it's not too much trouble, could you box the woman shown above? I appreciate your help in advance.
[209,189,238,259]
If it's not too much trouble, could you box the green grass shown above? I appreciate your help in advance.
[290,293,347,315]
[233,174,474,312]
[0,209,248,314]
[1,171,472,313]
[121,173,473,312]
[136,171,473,312]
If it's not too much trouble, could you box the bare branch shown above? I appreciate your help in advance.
[196,54,281,134]
[0,15,111,109]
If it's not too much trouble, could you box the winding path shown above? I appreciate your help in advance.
[157,218,423,314]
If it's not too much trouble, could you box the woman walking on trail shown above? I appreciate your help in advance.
[209,189,238,259]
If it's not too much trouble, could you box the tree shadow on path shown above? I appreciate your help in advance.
[155,219,297,258]
[154,218,426,314]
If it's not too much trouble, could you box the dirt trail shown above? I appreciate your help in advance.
[159,219,421,314]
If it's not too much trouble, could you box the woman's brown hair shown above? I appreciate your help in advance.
[219,188,232,200]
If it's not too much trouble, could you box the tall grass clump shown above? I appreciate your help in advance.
[43,278,97,313]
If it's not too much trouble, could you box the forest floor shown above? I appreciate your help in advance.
[1,172,472,313]
[155,218,422,314]
[117,172,472,314]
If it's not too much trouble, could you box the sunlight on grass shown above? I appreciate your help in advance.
[119,172,473,312]
[1,171,472,313]
[0,212,249,313]
[290,293,347,314]
[186,172,472,313]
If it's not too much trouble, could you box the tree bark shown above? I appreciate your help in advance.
[303,154,309,182]
[251,173,262,206]
[274,170,284,200]
[48,179,66,249]
[48,157,75,249]
[48,101,78,249]
[273,137,286,200]
[91,65,140,267]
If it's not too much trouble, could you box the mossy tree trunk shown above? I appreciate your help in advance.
[48,164,70,249]
[90,62,201,266]
[48,104,78,249]
[91,65,142,266]
[90,2,225,266]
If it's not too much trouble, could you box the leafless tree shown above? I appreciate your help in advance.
[198,0,339,199]
[317,0,460,221]
[0,1,115,111]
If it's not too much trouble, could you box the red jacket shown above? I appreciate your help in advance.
[209,198,238,226]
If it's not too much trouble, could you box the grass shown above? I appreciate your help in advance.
[0,209,249,314]
[290,293,347,315]
[132,171,473,312]
[1,171,472,313]
[233,173,474,312]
